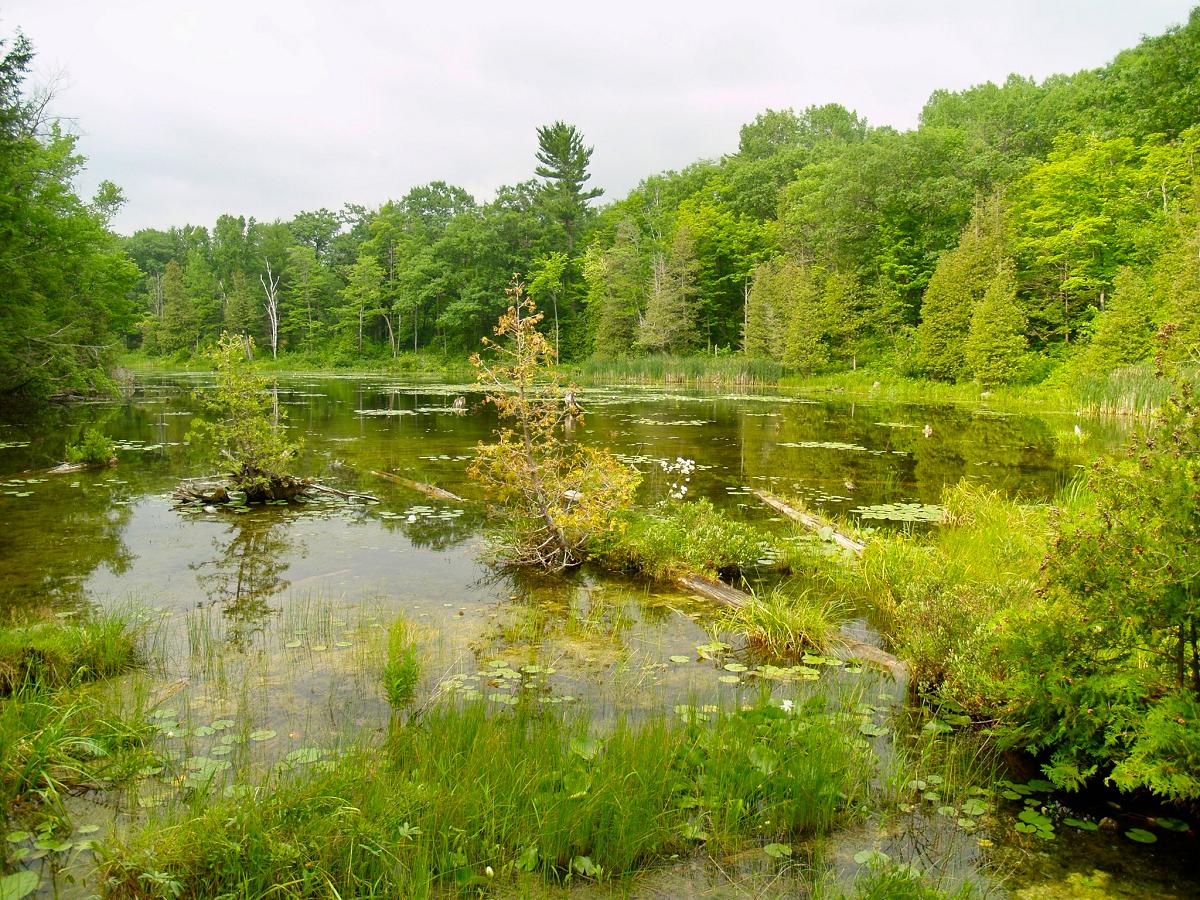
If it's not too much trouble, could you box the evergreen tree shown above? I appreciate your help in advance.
[535,121,603,253]
[743,257,790,359]
[821,270,865,369]
[637,225,699,352]
[584,220,643,355]
[1154,218,1200,361]
[781,263,827,371]
[965,264,1026,387]
[159,260,195,352]
[916,197,1006,381]
[184,248,219,346]
[224,270,262,339]
[1077,267,1155,374]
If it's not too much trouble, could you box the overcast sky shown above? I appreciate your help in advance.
[4,1,1195,234]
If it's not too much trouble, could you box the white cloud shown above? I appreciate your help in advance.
[4,0,1193,233]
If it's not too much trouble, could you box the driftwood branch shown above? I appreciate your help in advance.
[370,470,466,503]
[754,490,865,555]
[307,482,379,503]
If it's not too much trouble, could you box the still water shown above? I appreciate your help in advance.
[0,374,1192,897]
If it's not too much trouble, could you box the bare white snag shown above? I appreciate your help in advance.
[260,260,281,359]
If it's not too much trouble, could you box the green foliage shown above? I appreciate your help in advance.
[594,498,764,582]
[1001,362,1200,799]
[721,587,845,656]
[584,219,644,356]
[0,32,138,408]
[964,264,1026,387]
[916,198,1006,382]
[0,615,139,696]
[1076,267,1156,375]
[636,225,699,352]
[469,282,640,571]
[0,615,151,820]
[187,333,300,500]
[65,427,116,467]
[381,617,420,713]
[101,694,873,895]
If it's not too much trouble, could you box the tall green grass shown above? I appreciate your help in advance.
[101,693,874,897]
[721,587,845,657]
[0,615,154,823]
[593,499,766,582]
[575,354,784,385]
[1073,364,1174,417]
[381,616,420,712]
[0,614,141,696]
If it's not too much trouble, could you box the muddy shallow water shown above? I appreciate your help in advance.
[0,374,1194,897]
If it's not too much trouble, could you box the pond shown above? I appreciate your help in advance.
[0,374,1193,897]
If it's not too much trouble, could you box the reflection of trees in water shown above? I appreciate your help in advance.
[191,513,305,647]
[0,494,133,615]
[379,506,485,551]
[472,570,638,666]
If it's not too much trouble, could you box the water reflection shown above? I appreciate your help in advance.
[190,511,305,647]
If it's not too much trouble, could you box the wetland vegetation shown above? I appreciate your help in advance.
[3,6,1200,898]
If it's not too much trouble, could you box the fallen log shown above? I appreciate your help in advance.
[675,571,906,679]
[307,483,380,503]
[370,470,466,503]
[754,490,865,555]
[46,458,116,475]
[675,572,747,608]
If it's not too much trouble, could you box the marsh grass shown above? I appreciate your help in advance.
[813,479,1071,708]
[722,587,846,657]
[594,500,766,582]
[575,354,784,386]
[0,616,155,827]
[1073,364,1175,417]
[0,614,141,696]
[101,693,875,897]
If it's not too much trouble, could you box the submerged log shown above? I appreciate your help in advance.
[753,490,866,555]
[307,483,380,503]
[370,470,466,503]
[675,572,747,608]
[675,571,906,679]
[172,474,374,506]
[47,458,117,475]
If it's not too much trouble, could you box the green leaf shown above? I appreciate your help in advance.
[763,843,792,859]
[853,849,890,866]
[515,846,539,873]
[1125,828,1157,844]
[0,871,39,900]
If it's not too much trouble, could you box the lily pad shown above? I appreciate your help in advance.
[718,675,741,684]
[1125,828,1157,844]
[763,842,792,859]
[669,655,691,664]
[1063,817,1098,831]
[249,729,277,742]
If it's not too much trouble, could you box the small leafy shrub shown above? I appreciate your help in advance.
[64,427,115,466]
[381,617,420,712]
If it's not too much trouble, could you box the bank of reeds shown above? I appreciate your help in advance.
[100,693,875,897]
[575,354,784,386]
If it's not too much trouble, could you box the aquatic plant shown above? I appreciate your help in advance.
[64,427,116,467]
[0,614,140,695]
[381,616,420,713]
[721,586,845,657]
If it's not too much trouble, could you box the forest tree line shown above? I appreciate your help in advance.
[3,10,1200,407]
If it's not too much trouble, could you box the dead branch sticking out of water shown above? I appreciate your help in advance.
[675,573,748,608]
[46,459,116,475]
[753,490,866,555]
[370,470,467,503]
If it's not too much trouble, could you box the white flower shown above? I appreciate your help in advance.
[779,699,794,714]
